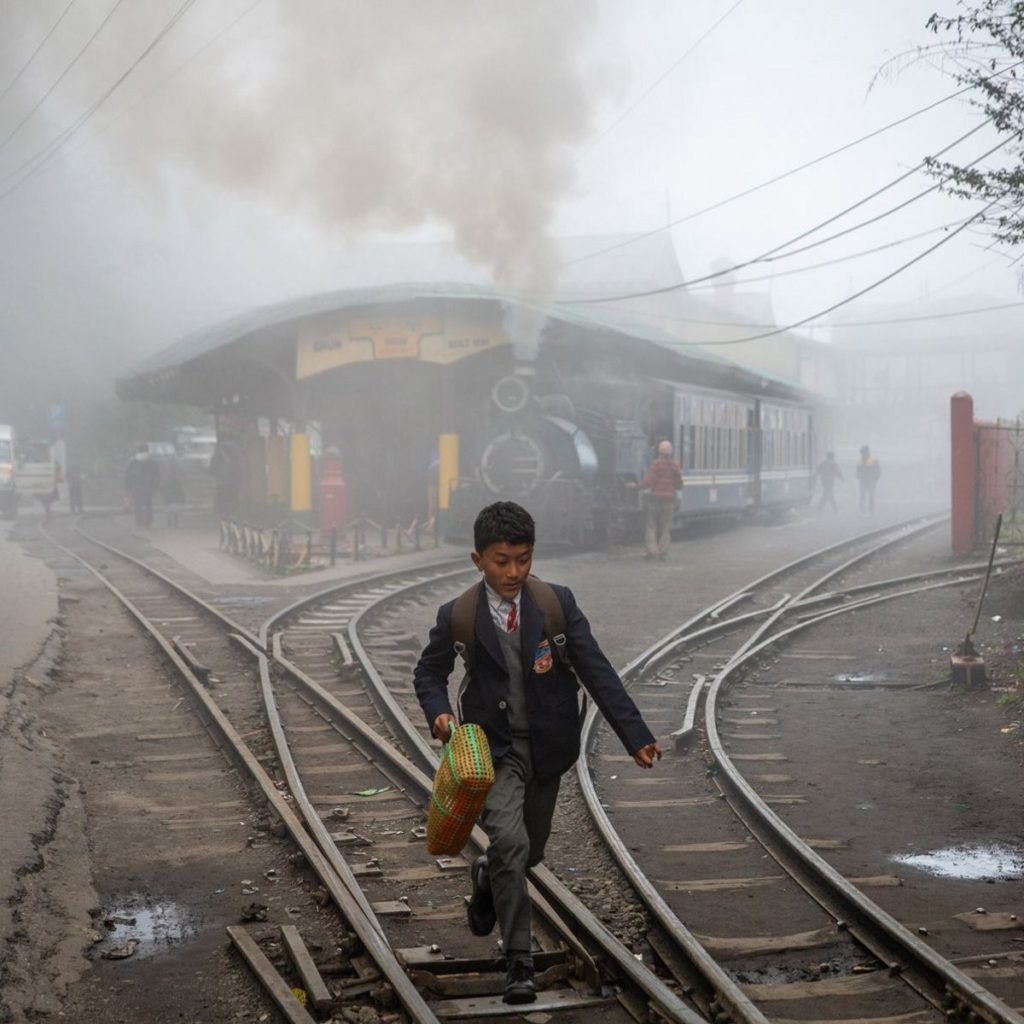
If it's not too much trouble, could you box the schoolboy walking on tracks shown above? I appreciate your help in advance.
[413,501,662,1004]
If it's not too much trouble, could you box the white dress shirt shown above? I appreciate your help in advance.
[483,581,521,634]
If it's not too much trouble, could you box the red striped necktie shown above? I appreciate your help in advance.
[506,603,518,633]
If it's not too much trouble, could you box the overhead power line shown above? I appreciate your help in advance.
[565,125,1004,306]
[638,202,997,347]
[0,0,200,201]
[683,219,964,291]
[0,0,78,107]
[0,0,127,155]
[0,0,265,200]
[563,60,1024,270]
[617,296,1024,331]
[584,0,747,154]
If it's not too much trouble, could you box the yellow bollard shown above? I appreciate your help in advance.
[290,433,312,516]
[437,433,459,535]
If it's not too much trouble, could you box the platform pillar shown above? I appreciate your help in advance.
[437,433,459,535]
[290,432,312,522]
[950,391,975,556]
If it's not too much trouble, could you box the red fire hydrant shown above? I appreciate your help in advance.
[319,448,347,535]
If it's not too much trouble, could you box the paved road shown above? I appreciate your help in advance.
[0,519,57,679]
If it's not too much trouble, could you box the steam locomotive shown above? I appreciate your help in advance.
[447,332,824,545]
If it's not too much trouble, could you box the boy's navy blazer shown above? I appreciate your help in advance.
[413,580,655,780]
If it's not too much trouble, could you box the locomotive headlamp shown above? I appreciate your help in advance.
[491,376,530,414]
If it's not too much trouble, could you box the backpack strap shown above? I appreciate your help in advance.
[451,581,482,669]
[524,577,570,666]
[527,577,585,723]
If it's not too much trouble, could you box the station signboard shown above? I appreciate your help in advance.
[295,308,510,380]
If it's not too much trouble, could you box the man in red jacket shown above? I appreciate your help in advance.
[639,440,683,560]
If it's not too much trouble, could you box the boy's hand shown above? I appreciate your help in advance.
[432,713,457,741]
[632,741,662,769]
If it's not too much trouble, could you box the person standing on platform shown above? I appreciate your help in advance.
[210,443,241,518]
[161,466,186,527]
[638,439,683,560]
[124,444,159,527]
[412,501,661,1005]
[66,464,84,514]
[855,445,882,516]
[814,451,843,513]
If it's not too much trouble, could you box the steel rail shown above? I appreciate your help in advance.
[70,518,262,645]
[703,576,1024,1024]
[789,555,1024,611]
[268,565,475,778]
[39,522,446,1024]
[574,513,948,1021]
[631,513,946,673]
[256,554,466,648]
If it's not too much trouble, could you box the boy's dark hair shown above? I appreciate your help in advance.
[473,501,535,552]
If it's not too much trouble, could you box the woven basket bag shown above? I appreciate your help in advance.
[426,722,494,856]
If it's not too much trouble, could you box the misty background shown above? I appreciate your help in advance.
[0,0,1020,455]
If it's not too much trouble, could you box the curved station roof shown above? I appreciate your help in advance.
[118,234,817,413]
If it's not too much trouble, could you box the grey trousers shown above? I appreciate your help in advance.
[645,496,675,555]
[480,735,561,955]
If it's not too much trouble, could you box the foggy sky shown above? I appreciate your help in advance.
[0,0,1020,431]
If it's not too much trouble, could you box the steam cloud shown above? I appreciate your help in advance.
[120,0,598,296]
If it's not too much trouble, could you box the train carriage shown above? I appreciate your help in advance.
[754,400,815,511]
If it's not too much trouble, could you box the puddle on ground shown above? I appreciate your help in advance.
[833,672,888,684]
[94,896,197,961]
[893,844,1024,880]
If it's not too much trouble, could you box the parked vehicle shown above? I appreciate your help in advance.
[0,433,64,518]
[17,437,62,501]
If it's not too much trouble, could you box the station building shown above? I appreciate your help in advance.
[118,233,823,531]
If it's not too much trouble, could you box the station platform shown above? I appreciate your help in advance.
[111,510,466,588]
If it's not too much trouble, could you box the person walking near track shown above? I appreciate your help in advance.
[124,444,160,528]
[638,439,682,560]
[814,451,843,513]
[412,501,661,1005]
[855,445,882,516]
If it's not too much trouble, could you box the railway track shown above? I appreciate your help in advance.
[42,517,701,1023]
[39,513,1024,1023]
[580,515,1024,1023]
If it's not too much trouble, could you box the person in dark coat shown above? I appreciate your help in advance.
[66,464,84,514]
[814,451,843,513]
[855,445,882,515]
[413,501,661,1004]
[124,444,160,527]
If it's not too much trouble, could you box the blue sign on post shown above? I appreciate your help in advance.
[47,404,66,433]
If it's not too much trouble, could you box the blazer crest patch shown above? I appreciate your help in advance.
[532,640,554,674]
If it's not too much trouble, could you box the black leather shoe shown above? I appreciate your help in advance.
[466,855,496,937]
[503,955,536,1004]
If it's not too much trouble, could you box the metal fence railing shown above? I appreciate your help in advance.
[218,514,442,575]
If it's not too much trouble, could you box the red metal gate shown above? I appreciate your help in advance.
[950,392,1024,554]
[976,417,1024,546]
